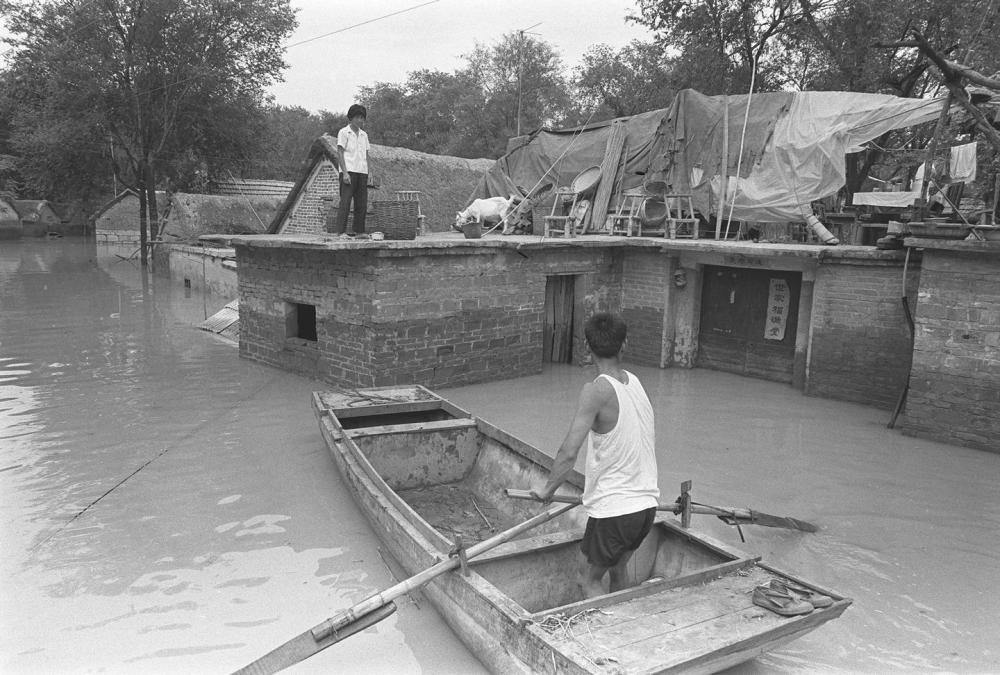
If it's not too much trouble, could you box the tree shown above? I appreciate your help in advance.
[574,41,677,119]
[463,32,571,142]
[1,0,296,264]
[629,0,810,93]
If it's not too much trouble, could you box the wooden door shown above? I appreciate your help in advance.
[544,275,575,363]
[698,266,801,382]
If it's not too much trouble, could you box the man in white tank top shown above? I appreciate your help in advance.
[535,313,659,598]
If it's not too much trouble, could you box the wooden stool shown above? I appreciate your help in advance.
[608,189,646,236]
[543,188,580,238]
[666,194,699,239]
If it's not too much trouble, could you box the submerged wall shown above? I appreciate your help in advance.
[901,241,1000,453]
[233,235,931,415]
[806,253,920,409]
[236,238,621,389]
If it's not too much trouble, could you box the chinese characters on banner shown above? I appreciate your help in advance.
[765,278,790,341]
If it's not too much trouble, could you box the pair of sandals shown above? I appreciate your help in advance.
[752,579,833,616]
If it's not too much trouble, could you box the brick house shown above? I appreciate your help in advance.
[93,189,169,245]
[13,199,61,237]
[231,234,920,415]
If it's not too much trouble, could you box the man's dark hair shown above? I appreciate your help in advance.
[584,312,627,358]
[347,104,367,120]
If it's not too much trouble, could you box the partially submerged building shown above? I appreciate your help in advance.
[13,199,62,237]
[222,88,998,454]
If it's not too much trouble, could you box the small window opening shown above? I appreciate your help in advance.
[183,278,191,288]
[286,302,317,341]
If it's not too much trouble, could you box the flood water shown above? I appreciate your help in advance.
[1,238,997,674]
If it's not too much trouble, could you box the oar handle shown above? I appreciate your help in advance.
[310,500,578,642]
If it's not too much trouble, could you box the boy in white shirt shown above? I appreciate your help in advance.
[333,104,370,235]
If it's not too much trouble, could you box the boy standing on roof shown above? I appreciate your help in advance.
[334,104,371,236]
[534,312,660,598]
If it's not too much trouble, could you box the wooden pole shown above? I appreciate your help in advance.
[715,97,729,240]
[234,502,578,674]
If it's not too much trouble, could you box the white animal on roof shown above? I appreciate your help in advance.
[455,196,516,233]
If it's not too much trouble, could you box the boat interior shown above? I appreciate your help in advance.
[325,392,754,613]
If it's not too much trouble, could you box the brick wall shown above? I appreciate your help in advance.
[236,242,623,389]
[902,248,1000,452]
[806,255,919,408]
[281,161,339,236]
[621,250,668,367]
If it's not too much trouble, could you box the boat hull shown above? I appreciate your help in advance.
[314,386,850,673]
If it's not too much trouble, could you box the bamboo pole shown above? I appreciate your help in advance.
[715,97,729,239]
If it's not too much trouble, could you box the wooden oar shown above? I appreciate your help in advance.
[233,502,578,675]
[504,487,818,533]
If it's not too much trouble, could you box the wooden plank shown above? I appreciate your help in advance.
[619,601,847,673]
[470,529,584,564]
[529,557,759,622]
[328,399,445,419]
[345,418,477,438]
[545,565,772,646]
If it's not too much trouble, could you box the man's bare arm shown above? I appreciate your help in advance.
[535,380,609,501]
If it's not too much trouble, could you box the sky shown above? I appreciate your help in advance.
[268,0,652,115]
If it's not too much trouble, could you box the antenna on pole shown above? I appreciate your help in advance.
[516,22,542,138]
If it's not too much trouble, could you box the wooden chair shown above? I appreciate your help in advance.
[395,191,426,233]
[608,189,646,236]
[543,188,580,238]
[666,194,699,239]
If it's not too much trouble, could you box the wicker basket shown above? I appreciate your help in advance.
[372,200,419,240]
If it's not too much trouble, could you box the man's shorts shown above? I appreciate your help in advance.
[580,507,657,568]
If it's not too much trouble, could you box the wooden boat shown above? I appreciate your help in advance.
[313,386,851,674]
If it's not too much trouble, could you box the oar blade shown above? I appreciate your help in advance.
[233,601,397,675]
[720,511,819,533]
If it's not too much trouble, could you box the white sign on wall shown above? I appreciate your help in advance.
[765,278,790,341]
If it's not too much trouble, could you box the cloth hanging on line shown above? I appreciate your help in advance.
[950,142,977,183]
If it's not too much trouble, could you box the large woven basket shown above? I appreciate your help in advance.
[373,200,419,240]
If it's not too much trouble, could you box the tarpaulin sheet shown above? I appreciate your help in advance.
[471,89,947,223]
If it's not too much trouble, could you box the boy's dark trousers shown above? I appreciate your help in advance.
[334,172,368,233]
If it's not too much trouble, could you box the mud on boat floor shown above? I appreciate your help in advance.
[398,482,513,544]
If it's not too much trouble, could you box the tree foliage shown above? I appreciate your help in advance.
[575,41,676,118]
[1,0,296,261]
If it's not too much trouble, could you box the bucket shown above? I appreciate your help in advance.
[462,221,482,239]
[638,198,667,226]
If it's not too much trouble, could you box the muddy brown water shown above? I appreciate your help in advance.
[2,239,997,673]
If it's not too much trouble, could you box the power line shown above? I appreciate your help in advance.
[285,0,441,49]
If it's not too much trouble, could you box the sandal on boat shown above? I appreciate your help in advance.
[752,584,814,616]
[769,578,834,609]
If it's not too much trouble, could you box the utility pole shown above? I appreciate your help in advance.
[516,22,542,138]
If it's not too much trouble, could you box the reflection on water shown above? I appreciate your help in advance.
[2,238,998,673]
[0,239,484,674]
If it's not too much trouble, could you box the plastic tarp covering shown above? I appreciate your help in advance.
[471,89,947,223]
